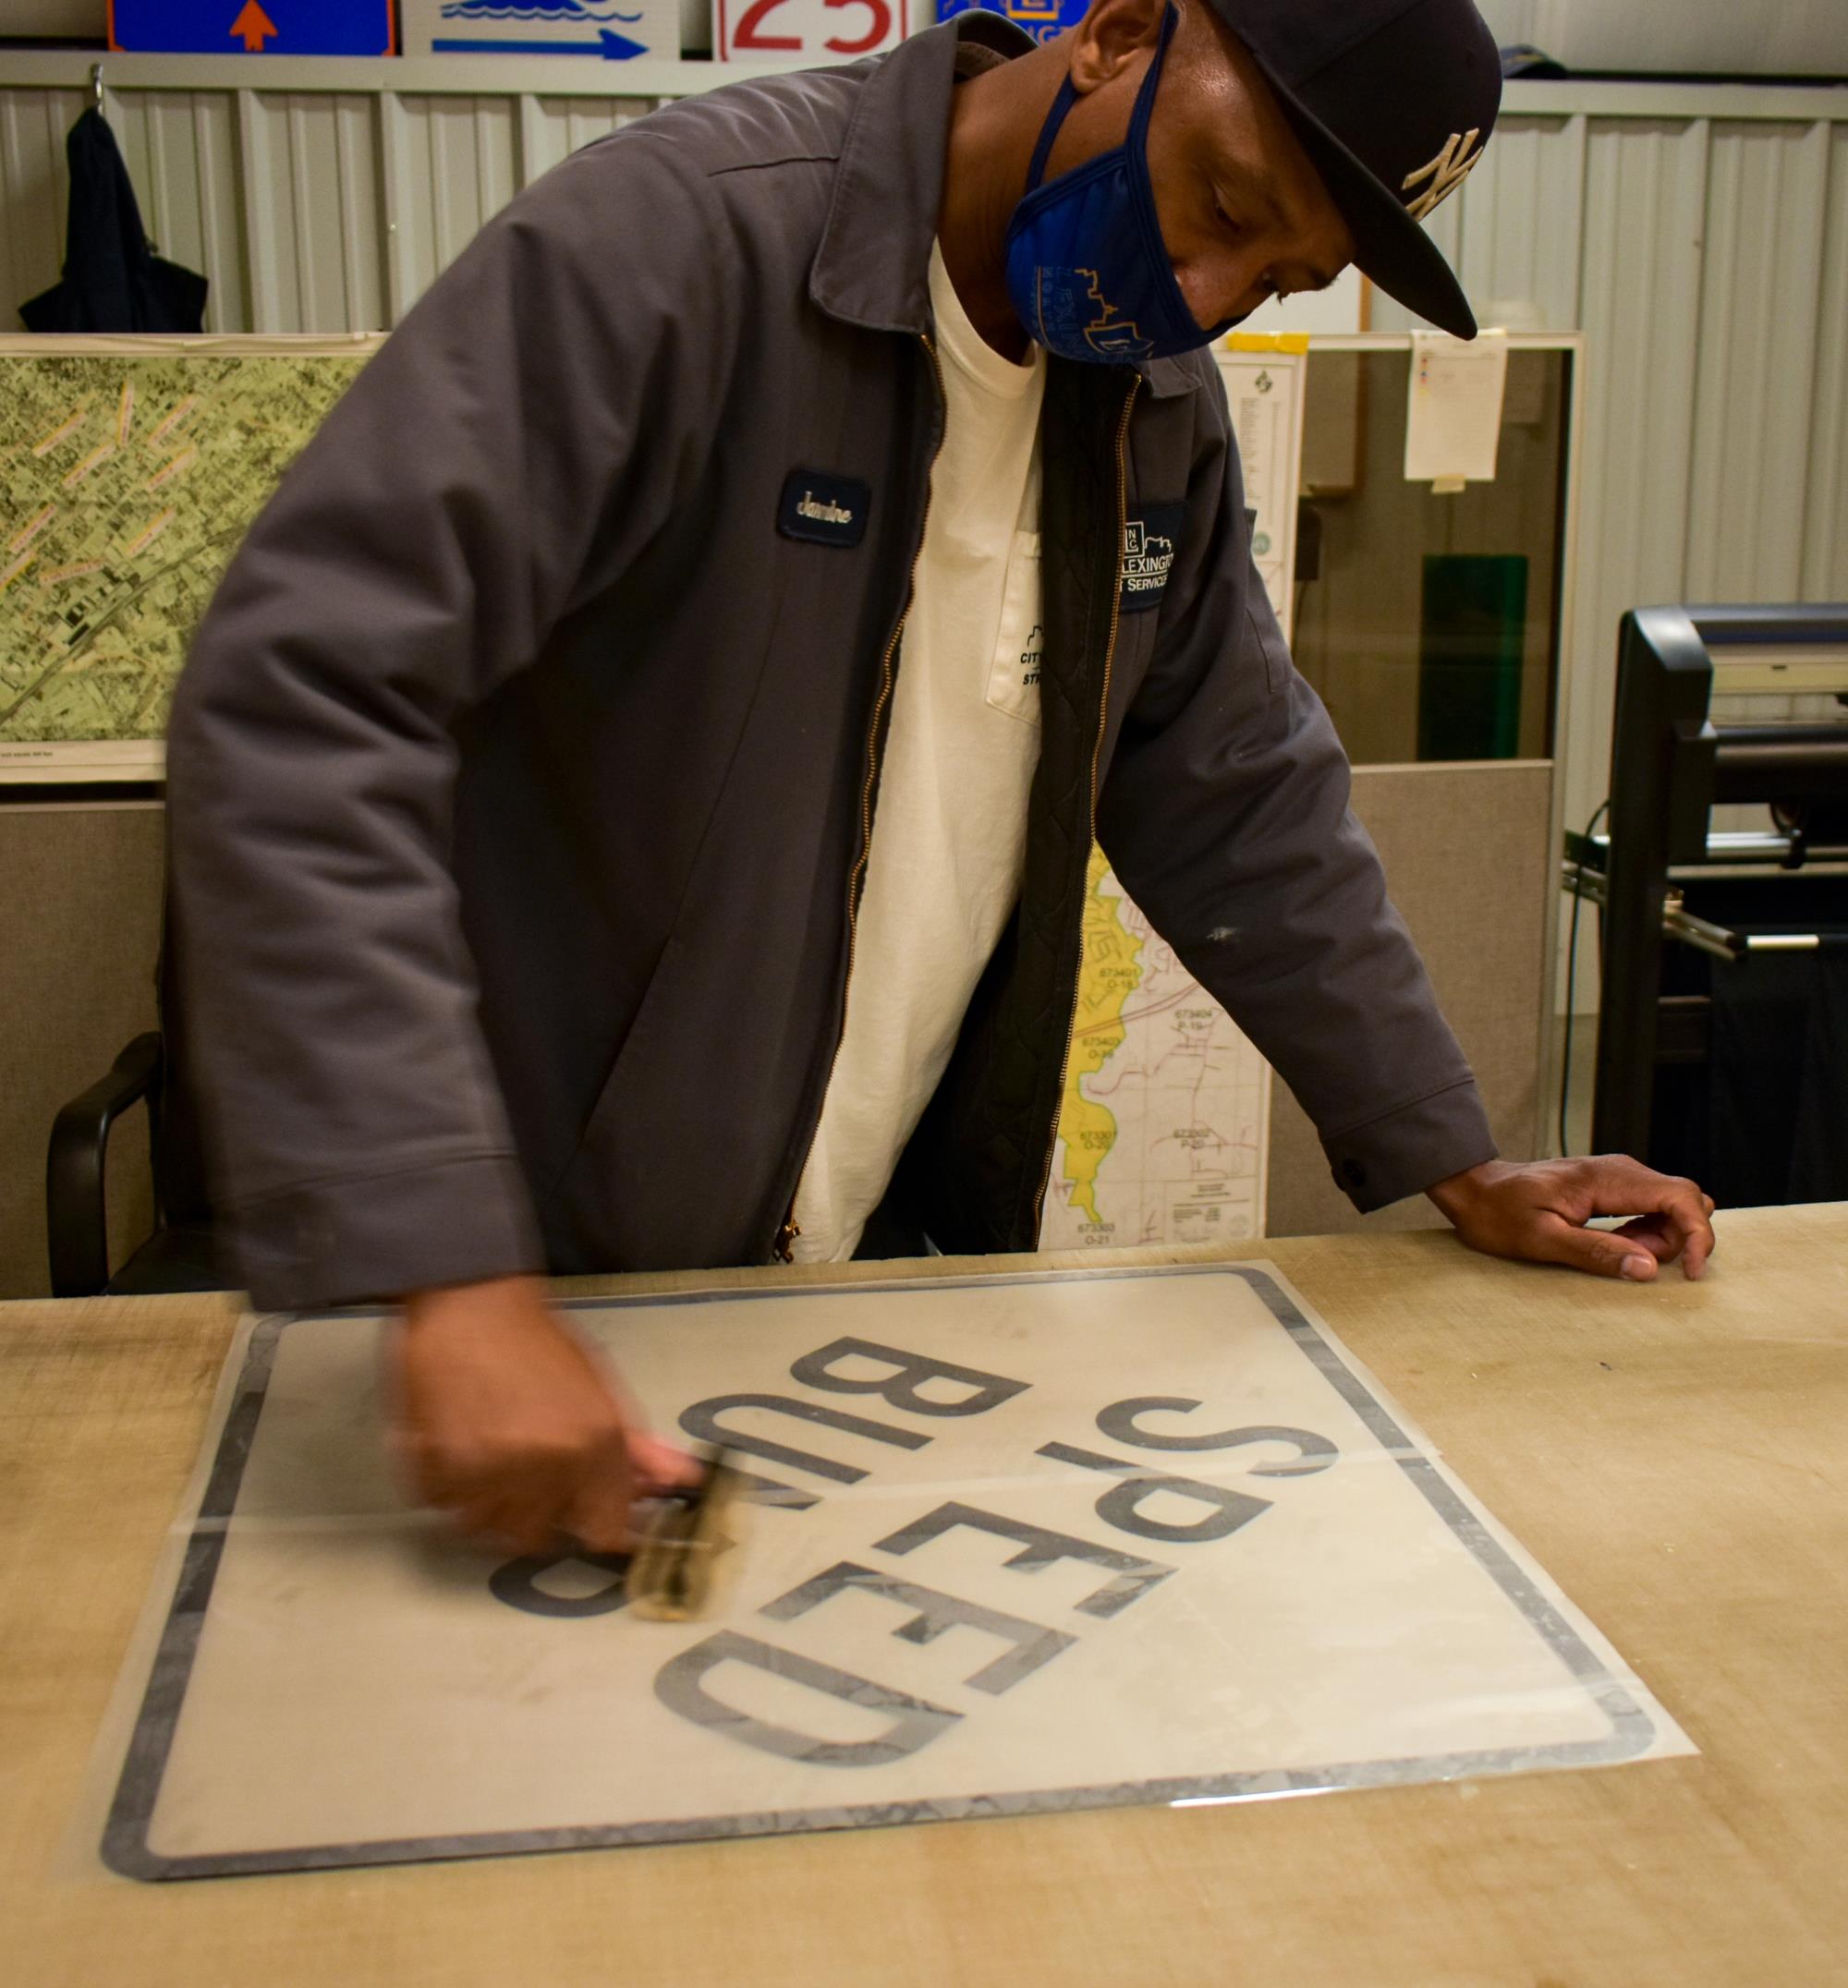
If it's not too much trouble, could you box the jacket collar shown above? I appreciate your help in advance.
[809,16,1198,401]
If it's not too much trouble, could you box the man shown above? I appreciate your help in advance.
[166,0,1714,1558]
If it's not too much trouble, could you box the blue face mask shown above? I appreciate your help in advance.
[1003,5,1227,365]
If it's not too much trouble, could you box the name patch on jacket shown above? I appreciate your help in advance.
[1119,502,1185,613]
[778,469,870,549]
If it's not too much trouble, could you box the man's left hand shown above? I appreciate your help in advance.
[1427,1157,1716,1282]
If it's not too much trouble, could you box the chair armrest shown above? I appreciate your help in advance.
[46,1033,163,1298]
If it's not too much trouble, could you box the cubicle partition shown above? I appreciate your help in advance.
[1266,334,1584,1238]
[0,798,164,1296]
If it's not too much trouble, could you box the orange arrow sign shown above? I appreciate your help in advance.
[229,1,278,52]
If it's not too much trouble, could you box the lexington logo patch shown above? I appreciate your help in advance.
[1119,502,1185,614]
[777,469,871,549]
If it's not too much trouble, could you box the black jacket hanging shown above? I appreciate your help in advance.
[18,107,208,333]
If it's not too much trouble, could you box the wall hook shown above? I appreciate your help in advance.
[91,63,104,111]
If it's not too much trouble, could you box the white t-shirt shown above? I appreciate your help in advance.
[789,241,1047,1263]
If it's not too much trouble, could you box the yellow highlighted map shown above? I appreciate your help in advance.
[1046,848,1270,1250]
[1060,848,1145,1224]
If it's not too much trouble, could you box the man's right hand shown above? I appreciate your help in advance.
[393,1276,698,1555]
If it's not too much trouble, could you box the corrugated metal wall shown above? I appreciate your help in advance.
[1370,94,1848,834]
[0,77,663,337]
[3,58,1846,832]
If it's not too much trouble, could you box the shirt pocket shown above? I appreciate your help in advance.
[985,528,1043,727]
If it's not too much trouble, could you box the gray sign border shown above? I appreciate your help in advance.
[101,1264,1662,1882]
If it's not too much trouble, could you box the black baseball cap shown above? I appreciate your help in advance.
[1204,0,1502,338]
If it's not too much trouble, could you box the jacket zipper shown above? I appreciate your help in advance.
[1030,371,1141,1239]
[773,331,947,1264]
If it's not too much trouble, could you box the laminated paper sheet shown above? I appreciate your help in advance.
[1404,329,1510,487]
[1211,342,1306,635]
[97,1265,1693,1880]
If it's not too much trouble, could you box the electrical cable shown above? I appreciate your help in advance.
[1558,798,1610,1158]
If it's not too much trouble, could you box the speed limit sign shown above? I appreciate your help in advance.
[713,0,912,63]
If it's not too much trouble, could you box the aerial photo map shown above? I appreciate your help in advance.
[0,342,373,770]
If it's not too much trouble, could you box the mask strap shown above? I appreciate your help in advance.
[1022,2,1177,198]
[1126,4,1179,155]
[1024,78,1078,195]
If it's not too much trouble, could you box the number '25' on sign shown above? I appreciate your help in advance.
[714,0,910,63]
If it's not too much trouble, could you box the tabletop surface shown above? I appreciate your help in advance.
[3,1206,1844,1987]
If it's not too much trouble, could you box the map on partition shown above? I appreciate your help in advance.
[96,1265,1691,1881]
[0,345,374,772]
[1042,851,1270,1252]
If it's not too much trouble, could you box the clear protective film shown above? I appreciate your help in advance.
[90,1264,1693,1881]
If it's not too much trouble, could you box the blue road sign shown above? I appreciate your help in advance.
[432,27,650,58]
[932,0,1082,43]
[406,0,671,61]
[109,0,395,56]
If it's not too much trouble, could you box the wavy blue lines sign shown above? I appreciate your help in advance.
[109,0,395,55]
[400,0,677,59]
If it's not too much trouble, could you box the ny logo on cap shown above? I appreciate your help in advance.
[1403,128,1483,221]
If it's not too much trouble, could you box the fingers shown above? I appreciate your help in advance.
[400,1422,626,1556]
[1683,1191,1718,1280]
[389,1290,655,1555]
[1611,1213,1679,1263]
[442,1447,638,1558]
[629,1432,706,1496]
[1535,1217,1660,1282]
[563,1433,637,1556]
[450,1494,563,1558]
[1584,1157,1718,1281]
[1439,1156,1720,1286]
[426,1450,579,1557]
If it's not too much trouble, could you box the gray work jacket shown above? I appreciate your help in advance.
[165,13,1496,1312]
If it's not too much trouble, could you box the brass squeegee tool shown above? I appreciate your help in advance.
[625,1447,741,1622]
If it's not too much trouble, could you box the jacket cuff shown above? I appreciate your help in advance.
[1320,1079,1499,1214]
[225,1152,546,1311]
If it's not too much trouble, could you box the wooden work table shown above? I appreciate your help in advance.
[4,1205,1844,1985]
